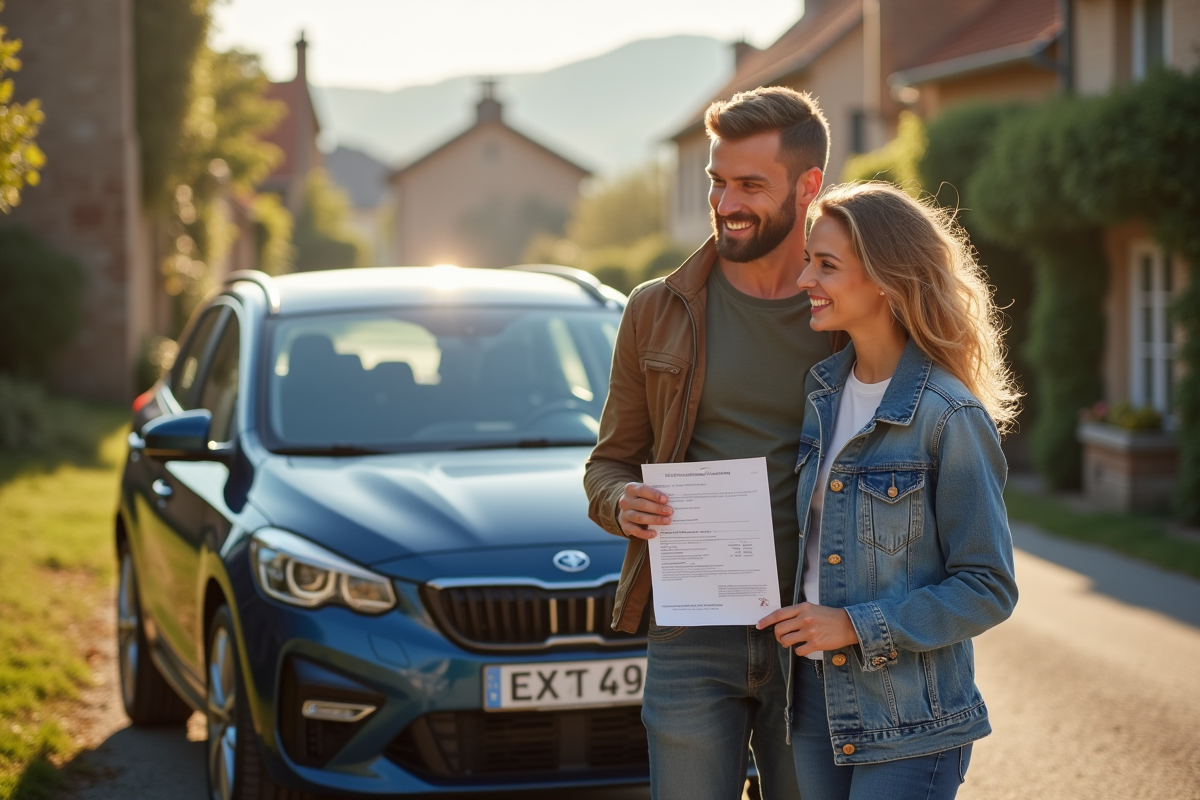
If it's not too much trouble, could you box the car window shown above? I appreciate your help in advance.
[196,314,240,443]
[265,307,620,452]
[169,307,224,410]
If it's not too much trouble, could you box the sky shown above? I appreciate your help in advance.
[210,0,803,90]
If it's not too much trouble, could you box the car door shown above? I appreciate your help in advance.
[134,305,226,684]
[153,302,245,681]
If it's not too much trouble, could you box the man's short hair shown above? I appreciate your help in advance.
[704,86,831,181]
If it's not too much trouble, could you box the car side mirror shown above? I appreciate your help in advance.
[142,409,229,462]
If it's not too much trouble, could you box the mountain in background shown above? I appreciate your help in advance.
[313,35,732,177]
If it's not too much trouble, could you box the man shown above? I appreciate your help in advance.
[584,87,832,799]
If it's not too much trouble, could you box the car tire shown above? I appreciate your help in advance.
[117,544,194,725]
[206,605,314,800]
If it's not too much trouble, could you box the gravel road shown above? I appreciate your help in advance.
[60,522,1200,799]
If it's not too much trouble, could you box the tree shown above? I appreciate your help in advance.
[0,1,45,214]
[134,0,210,211]
[155,45,287,323]
[293,169,366,271]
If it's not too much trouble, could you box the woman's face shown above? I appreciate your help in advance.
[797,213,891,335]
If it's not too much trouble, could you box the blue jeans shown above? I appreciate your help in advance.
[792,658,972,800]
[642,623,800,800]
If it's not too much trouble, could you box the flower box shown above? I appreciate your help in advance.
[1076,420,1178,512]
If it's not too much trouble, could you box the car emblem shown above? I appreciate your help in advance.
[552,549,590,573]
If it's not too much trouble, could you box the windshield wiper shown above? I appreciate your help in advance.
[275,445,391,456]
[454,438,597,451]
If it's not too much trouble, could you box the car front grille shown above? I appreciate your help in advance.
[423,582,646,652]
[384,706,648,781]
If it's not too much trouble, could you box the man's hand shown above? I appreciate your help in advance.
[617,482,672,540]
[757,603,859,657]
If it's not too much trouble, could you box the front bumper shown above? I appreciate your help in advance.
[230,561,649,795]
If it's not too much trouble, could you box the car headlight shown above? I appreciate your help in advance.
[250,528,396,614]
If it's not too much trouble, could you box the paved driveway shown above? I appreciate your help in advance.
[62,523,1200,799]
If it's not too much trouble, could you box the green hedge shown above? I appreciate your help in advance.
[918,103,1037,436]
[0,227,84,380]
[968,69,1200,515]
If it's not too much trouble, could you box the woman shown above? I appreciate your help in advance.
[757,182,1020,800]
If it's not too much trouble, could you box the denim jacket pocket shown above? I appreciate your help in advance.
[857,470,925,554]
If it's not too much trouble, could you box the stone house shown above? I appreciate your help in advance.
[388,81,590,268]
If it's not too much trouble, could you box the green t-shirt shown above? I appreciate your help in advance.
[685,264,830,605]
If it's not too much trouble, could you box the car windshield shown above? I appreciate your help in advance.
[263,306,619,453]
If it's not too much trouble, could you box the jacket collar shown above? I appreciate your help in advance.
[811,337,933,427]
[664,237,718,301]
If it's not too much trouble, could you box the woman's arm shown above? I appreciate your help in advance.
[843,403,1019,671]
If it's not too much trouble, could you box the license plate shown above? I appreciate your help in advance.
[483,656,647,711]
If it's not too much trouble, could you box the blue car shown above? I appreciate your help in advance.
[115,266,649,799]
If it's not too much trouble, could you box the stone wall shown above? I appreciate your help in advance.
[2,0,150,402]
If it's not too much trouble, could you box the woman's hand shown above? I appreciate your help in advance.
[757,603,860,657]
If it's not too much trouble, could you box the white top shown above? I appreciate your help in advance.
[802,366,890,659]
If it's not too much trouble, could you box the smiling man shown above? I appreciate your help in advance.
[584,87,832,799]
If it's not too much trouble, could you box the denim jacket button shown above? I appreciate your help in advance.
[831,654,848,667]
[827,554,842,565]
[888,650,898,659]
[829,479,844,492]
[842,744,856,755]
[872,656,888,667]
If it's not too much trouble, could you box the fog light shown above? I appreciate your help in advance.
[301,700,377,723]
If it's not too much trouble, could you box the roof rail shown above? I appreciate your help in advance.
[224,270,281,315]
[504,264,626,309]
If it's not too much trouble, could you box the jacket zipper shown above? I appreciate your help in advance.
[665,282,698,463]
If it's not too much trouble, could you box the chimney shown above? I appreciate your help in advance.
[476,78,502,124]
[733,39,760,70]
[295,31,308,84]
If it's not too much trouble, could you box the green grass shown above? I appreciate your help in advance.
[1005,486,1200,580]
[0,400,127,800]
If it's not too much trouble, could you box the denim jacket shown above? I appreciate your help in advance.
[785,338,1018,764]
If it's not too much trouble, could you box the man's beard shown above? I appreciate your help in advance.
[711,186,798,263]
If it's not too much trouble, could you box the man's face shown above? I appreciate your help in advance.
[707,132,799,263]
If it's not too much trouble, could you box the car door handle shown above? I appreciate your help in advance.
[151,479,174,499]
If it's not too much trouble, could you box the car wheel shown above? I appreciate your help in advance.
[117,544,193,725]
[206,605,314,800]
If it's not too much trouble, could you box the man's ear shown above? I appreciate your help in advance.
[796,166,824,207]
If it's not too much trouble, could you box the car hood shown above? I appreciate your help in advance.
[251,447,619,572]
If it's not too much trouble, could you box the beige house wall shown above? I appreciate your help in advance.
[918,63,1059,118]
[391,121,585,268]
[1170,0,1200,72]
[668,131,714,248]
[1075,0,1124,94]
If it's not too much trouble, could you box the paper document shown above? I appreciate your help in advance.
[642,457,781,626]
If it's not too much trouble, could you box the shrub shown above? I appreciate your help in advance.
[969,68,1200,514]
[0,226,85,380]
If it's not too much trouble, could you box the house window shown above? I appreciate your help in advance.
[850,110,867,155]
[1133,0,1168,81]
[1129,243,1176,416]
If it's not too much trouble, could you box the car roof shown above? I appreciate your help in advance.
[255,267,611,316]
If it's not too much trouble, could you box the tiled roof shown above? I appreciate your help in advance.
[896,0,1060,80]
[669,0,864,140]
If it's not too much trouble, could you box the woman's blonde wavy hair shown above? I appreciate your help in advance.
[811,181,1021,434]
